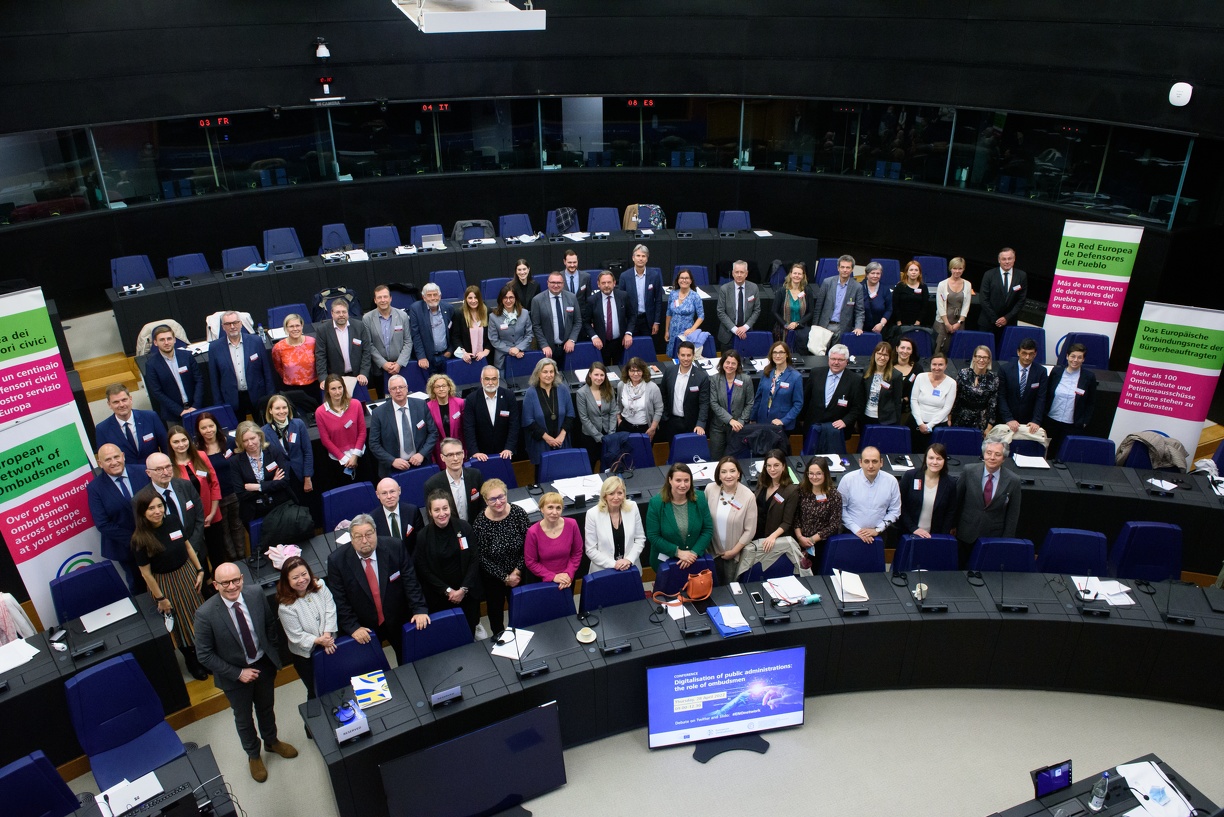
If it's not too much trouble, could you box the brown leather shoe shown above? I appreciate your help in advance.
[266,741,298,759]
[249,757,268,783]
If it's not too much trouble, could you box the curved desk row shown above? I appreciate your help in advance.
[300,571,1224,817]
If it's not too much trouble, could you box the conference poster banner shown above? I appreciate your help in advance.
[1109,302,1224,458]
[1043,220,1144,365]
[0,287,102,626]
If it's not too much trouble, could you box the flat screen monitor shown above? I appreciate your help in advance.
[646,645,806,749]
[380,702,565,817]
[1031,759,1073,799]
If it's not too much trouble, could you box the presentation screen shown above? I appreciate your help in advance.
[646,646,805,749]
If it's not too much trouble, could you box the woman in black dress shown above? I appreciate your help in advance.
[131,489,208,679]
[415,491,483,635]
[472,478,530,639]
[951,345,999,431]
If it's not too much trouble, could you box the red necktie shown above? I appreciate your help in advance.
[363,557,385,626]
[983,472,994,505]
[605,296,614,340]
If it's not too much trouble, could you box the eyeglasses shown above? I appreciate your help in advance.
[487,494,507,504]
[215,577,243,588]
[973,354,991,360]
[442,451,465,459]
[148,464,174,472]
[222,320,242,327]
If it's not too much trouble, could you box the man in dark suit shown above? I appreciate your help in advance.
[371,478,422,555]
[313,299,372,392]
[144,325,203,426]
[954,439,1022,567]
[977,247,1028,346]
[660,341,710,439]
[560,249,594,339]
[140,451,208,574]
[804,343,863,457]
[194,562,297,782]
[94,384,168,463]
[86,443,151,592]
[325,514,431,665]
[208,310,275,419]
[462,366,520,460]
[368,375,438,479]
[530,271,581,370]
[714,260,760,349]
[408,283,455,375]
[997,337,1048,434]
[587,270,636,365]
[423,438,485,524]
[618,244,665,341]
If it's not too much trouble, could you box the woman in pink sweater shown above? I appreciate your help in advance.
[523,491,583,589]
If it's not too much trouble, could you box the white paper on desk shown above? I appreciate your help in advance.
[97,771,163,817]
[718,605,749,628]
[562,232,589,241]
[408,391,428,401]
[490,627,534,659]
[666,604,690,620]
[1147,477,1178,491]
[765,576,809,604]
[0,637,39,674]
[813,453,846,473]
[1072,576,1135,606]
[516,233,539,243]
[335,531,351,545]
[394,245,417,255]
[186,341,210,355]
[751,357,768,372]
[513,497,539,514]
[345,249,369,262]
[689,462,717,481]
[889,454,914,472]
[832,570,869,603]
[467,238,495,246]
[1012,453,1050,469]
[697,289,713,299]
[639,228,654,235]
[753,230,773,237]
[268,327,287,340]
[81,597,138,633]
[1115,761,1188,817]
[551,474,605,500]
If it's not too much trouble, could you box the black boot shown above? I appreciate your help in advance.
[181,646,210,681]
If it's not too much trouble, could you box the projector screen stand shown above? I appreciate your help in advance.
[692,733,770,763]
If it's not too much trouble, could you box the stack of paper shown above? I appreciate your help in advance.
[1012,453,1050,469]
[812,453,846,473]
[574,368,620,383]
[1071,576,1135,606]
[889,454,914,472]
[0,637,39,674]
[1147,477,1177,491]
[708,606,750,637]
[490,627,534,659]
[512,497,539,514]
[751,358,769,372]
[764,576,809,604]
[562,232,590,241]
[351,670,391,709]
[551,474,606,501]
[832,570,869,603]
[689,462,718,481]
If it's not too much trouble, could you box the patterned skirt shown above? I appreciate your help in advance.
[157,560,204,648]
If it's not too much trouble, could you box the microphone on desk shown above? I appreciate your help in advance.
[103,793,113,817]
[512,628,549,678]
[1162,578,1196,626]
[912,561,947,613]
[996,561,1028,613]
[598,605,632,655]
[1074,576,1110,617]
[834,568,868,617]
[430,665,464,707]
[678,599,711,638]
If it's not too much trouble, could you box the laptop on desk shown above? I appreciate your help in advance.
[80,597,138,633]
[421,233,447,250]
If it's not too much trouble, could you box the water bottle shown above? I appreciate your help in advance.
[1087,771,1109,812]
[257,324,267,344]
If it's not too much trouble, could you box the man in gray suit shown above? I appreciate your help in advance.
[194,562,297,782]
[954,438,1022,568]
[314,299,373,390]
[368,375,438,479]
[362,284,413,391]
[530,271,581,370]
[715,260,760,348]
[813,254,865,341]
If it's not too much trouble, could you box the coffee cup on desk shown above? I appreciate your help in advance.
[913,583,928,601]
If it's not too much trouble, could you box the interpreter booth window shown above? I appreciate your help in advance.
[0,128,98,225]
[764,101,867,176]
[330,102,439,178]
[947,110,1108,203]
[1096,127,1193,228]
[436,99,540,172]
[205,108,335,189]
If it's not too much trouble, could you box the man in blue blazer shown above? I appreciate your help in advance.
[618,244,665,340]
[408,283,455,375]
[86,443,151,592]
[208,310,274,420]
[368,375,439,479]
[144,324,203,426]
[94,384,168,463]
[997,337,1048,434]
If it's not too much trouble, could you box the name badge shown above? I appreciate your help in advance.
[452,411,461,420]
[595,400,602,407]
[747,295,756,302]
[389,571,401,582]
[1074,388,1085,396]
[881,381,891,389]
[773,492,785,503]
[249,353,259,362]
[196,469,208,478]
[142,432,154,442]
[1012,284,1022,292]
[815,494,827,502]
[416,420,425,429]
[846,299,855,305]
[908,374,916,382]
[689,386,699,392]
[470,489,480,500]
[393,326,403,332]
[733,379,743,387]
[499,323,509,331]
[403,524,414,536]
[1030,383,1040,389]
[837,398,849,407]
[177,366,188,373]
[914,478,922,491]
[565,306,574,313]
[223,449,232,458]
[289,432,298,444]
[344,419,354,428]
[780,382,790,389]
[185,500,195,510]
[169,529,183,540]
[266,461,278,471]
[458,536,469,551]
[728,498,741,510]
[352,338,362,345]
[648,284,654,290]
[913,287,922,293]
[932,389,941,396]
[499,409,510,417]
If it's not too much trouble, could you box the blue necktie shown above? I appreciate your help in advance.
[115,475,131,500]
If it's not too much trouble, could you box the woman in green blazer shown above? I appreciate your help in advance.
[646,463,713,567]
